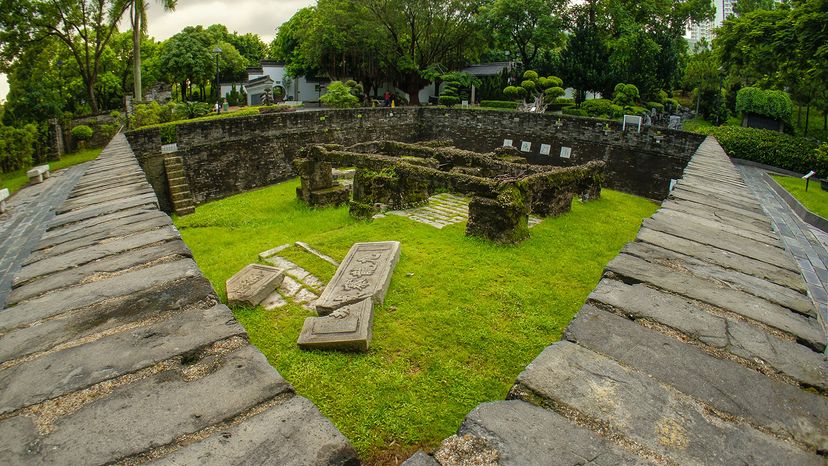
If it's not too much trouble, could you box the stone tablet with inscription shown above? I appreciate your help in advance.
[297,298,374,351]
[315,241,400,315]
[226,264,285,307]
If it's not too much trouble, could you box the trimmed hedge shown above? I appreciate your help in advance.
[713,126,826,177]
[71,125,94,141]
[736,87,793,123]
[0,124,38,173]
[480,100,519,109]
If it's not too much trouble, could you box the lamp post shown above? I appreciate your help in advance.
[213,47,222,113]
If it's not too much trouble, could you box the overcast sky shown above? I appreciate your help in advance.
[0,0,314,102]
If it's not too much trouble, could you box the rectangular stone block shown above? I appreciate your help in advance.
[315,241,400,314]
[226,264,285,307]
[298,298,373,351]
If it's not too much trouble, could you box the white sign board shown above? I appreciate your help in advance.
[669,179,678,192]
[461,100,469,108]
[802,170,816,179]
[520,141,531,152]
[560,147,572,159]
[540,144,551,156]
[622,115,642,133]
[503,139,513,147]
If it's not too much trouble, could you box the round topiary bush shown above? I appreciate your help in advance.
[71,125,93,141]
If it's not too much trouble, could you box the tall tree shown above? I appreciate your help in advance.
[560,5,611,103]
[130,0,177,102]
[0,0,131,113]
[482,0,567,71]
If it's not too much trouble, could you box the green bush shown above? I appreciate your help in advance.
[160,125,177,144]
[71,125,94,141]
[131,101,163,128]
[175,101,211,120]
[735,87,793,123]
[0,123,38,173]
[646,101,665,111]
[562,108,588,117]
[556,98,575,106]
[503,86,526,100]
[522,70,539,81]
[480,100,519,109]
[613,83,640,107]
[438,95,460,107]
[321,81,360,108]
[713,126,825,177]
[581,99,623,118]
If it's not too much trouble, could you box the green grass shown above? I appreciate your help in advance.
[173,179,658,462]
[1,148,103,195]
[771,174,828,219]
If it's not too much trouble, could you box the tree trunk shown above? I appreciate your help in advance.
[85,76,99,114]
[132,6,143,102]
[804,104,810,137]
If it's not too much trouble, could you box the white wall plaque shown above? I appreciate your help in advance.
[560,147,572,158]
[503,139,513,147]
[669,179,678,192]
[540,144,551,155]
[520,141,531,152]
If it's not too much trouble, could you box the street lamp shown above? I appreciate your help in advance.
[213,47,222,113]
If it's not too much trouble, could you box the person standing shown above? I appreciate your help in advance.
[383,91,391,107]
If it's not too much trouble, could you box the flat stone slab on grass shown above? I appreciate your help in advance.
[315,241,401,315]
[226,264,285,307]
[298,298,373,351]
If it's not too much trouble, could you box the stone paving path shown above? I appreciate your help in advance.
[0,165,87,307]
[260,244,327,310]
[386,192,541,229]
[738,163,828,336]
[0,134,356,465]
[414,136,828,465]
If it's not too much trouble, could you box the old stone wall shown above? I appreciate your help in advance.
[415,108,704,199]
[125,108,703,212]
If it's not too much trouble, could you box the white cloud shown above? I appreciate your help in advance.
[0,0,313,101]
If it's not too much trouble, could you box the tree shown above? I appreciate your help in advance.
[157,27,214,100]
[270,7,320,78]
[129,0,177,102]
[0,0,131,113]
[482,0,567,70]
[559,5,611,104]
[733,0,774,16]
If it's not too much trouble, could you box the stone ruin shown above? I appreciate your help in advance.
[293,140,605,243]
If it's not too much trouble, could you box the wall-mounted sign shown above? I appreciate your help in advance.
[560,147,572,158]
[540,144,551,155]
[503,139,513,147]
[520,141,531,152]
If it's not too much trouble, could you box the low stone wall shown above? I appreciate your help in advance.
[125,108,703,213]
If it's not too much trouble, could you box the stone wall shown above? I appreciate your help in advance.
[415,108,705,199]
[125,108,703,212]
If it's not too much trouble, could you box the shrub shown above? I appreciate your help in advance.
[130,101,162,128]
[646,101,665,111]
[522,70,539,81]
[521,80,536,92]
[544,86,565,102]
[175,101,211,120]
[503,86,526,100]
[735,87,793,123]
[0,123,37,173]
[480,100,519,109]
[562,108,588,117]
[438,95,460,107]
[613,83,640,107]
[160,125,177,144]
[556,98,575,106]
[713,126,825,177]
[321,81,360,108]
[71,125,94,141]
[581,99,623,118]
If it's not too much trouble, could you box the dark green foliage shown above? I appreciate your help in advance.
[70,125,93,141]
[175,101,211,119]
[0,124,38,173]
[713,126,825,177]
[438,96,461,107]
[320,81,360,108]
[480,100,520,109]
[226,84,242,106]
[159,125,177,144]
[613,83,640,107]
[736,87,793,122]
[562,107,588,117]
[580,99,623,118]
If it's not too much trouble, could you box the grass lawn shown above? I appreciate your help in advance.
[771,174,828,219]
[174,179,658,463]
[1,148,103,195]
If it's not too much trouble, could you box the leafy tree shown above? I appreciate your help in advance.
[270,7,320,78]
[157,26,214,100]
[733,0,774,16]
[481,0,567,70]
[560,6,611,104]
[128,0,177,102]
[0,0,131,113]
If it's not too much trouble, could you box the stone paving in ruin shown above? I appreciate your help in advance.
[260,244,328,310]
[412,136,828,465]
[0,134,356,465]
[1,132,826,465]
[385,192,541,229]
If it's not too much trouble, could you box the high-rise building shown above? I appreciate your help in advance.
[687,0,737,50]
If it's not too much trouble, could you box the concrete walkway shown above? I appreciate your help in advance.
[0,134,356,465]
[0,165,87,307]
[417,136,828,465]
[738,163,828,337]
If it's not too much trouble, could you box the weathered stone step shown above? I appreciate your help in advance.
[588,279,827,389]
[35,209,167,250]
[566,305,828,450]
[23,215,172,265]
[15,226,180,285]
[0,259,201,331]
[0,303,243,415]
[511,342,823,465]
[150,396,357,465]
[605,254,824,350]
[59,185,155,212]
[653,208,781,247]
[174,206,195,216]
[622,240,812,315]
[69,177,150,198]
[661,199,772,234]
[8,239,192,305]
[47,195,159,229]
[675,184,764,212]
[636,228,806,292]
[440,400,652,465]
[642,217,797,271]
[0,346,292,465]
[670,189,769,222]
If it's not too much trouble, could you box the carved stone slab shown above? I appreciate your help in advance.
[298,298,374,351]
[315,241,400,315]
[226,264,285,307]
